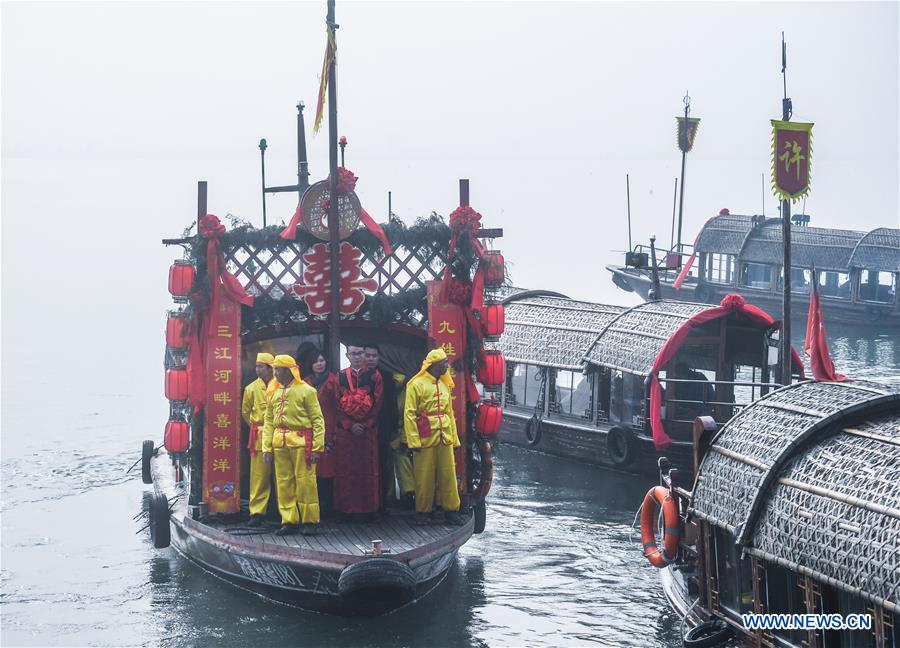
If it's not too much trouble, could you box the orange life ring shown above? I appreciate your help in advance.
[640,486,679,568]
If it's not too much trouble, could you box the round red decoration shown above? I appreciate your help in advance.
[165,368,189,401]
[168,261,195,298]
[476,351,505,388]
[481,252,505,286]
[447,277,473,306]
[165,419,190,454]
[166,313,188,349]
[339,388,373,420]
[475,401,502,436]
[481,304,505,337]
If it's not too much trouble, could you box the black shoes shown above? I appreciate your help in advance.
[247,515,265,528]
[445,511,468,527]
[275,524,299,536]
[301,523,319,536]
[414,513,431,526]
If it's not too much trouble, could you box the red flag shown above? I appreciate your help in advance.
[804,276,849,382]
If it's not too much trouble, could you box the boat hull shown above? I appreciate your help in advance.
[150,452,473,616]
[500,410,694,477]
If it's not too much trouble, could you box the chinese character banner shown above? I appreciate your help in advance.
[771,119,814,202]
[427,281,468,490]
[202,294,243,513]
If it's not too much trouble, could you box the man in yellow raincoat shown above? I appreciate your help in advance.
[262,354,326,536]
[241,352,277,526]
[404,348,465,526]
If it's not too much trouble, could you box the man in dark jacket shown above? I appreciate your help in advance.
[365,344,398,508]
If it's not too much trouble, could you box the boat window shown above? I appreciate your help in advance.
[712,525,753,619]
[705,253,735,284]
[763,563,808,647]
[858,270,897,304]
[609,371,645,427]
[818,270,851,299]
[740,262,773,289]
[790,268,812,294]
[552,370,593,420]
[507,363,542,409]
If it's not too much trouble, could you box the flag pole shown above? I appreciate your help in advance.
[676,92,690,254]
[779,32,793,386]
[326,0,341,370]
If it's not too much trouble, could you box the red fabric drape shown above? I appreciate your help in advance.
[673,215,717,290]
[804,280,849,382]
[279,168,393,257]
[186,215,254,410]
[648,294,806,450]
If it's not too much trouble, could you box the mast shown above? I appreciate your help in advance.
[326,0,341,370]
[779,32,793,385]
[297,102,310,196]
[676,92,691,253]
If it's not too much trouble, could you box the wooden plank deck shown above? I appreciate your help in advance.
[200,512,461,557]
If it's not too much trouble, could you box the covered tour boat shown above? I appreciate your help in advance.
[139,0,505,614]
[646,379,899,647]
[144,169,503,614]
[492,289,804,476]
[607,211,900,327]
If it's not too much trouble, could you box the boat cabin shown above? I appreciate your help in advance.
[609,213,900,325]
[657,379,900,647]
[495,291,801,475]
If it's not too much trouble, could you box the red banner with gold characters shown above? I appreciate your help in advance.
[202,294,242,513]
[427,280,467,490]
[771,120,814,201]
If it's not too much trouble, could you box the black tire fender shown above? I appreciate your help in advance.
[142,440,155,485]
[473,500,486,534]
[683,618,734,648]
[606,426,636,466]
[149,492,171,549]
[525,414,543,447]
[338,558,416,603]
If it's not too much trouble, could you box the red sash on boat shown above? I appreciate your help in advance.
[247,422,261,457]
[275,425,315,468]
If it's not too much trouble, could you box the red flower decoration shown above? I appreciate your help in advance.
[332,167,358,195]
[448,277,473,306]
[199,214,226,239]
[720,293,745,309]
[449,205,483,235]
[340,388,373,420]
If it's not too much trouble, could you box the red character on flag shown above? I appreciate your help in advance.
[292,242,378,315]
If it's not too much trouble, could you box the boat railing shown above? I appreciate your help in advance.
[656,376,781,427]
[625,243,697,285]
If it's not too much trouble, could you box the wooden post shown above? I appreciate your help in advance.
[326,0,341,371]
[459,178,469,207]
[779,33,793,386]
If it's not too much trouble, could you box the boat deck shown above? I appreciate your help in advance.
[199,512,464,557]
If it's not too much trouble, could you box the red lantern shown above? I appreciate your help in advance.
[165,419,190,454]
[165,368,189,401]
[165,313,188,349]
[481,252,505,286]
[476,350,505,388]
[481,304,505,337]
[475,401,502,436]
[168,261,195,298]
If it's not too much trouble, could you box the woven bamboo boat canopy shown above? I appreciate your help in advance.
[693,212,900,272]
[690,380,900,611]
[582,300,710,374]
[499,291,626,370]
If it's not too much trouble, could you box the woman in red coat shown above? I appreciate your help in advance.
[299,346,338,515]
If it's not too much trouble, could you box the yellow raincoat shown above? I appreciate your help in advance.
[403,349,461,513]
[242,353,276,517]
[262,357,326,525]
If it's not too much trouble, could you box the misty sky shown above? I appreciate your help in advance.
[2,1,897,396]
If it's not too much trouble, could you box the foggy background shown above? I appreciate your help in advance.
[2,1,897,403]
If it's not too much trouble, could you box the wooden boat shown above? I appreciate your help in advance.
[647,379,899,647]
[607,211,900,327]
[492,289,804,477]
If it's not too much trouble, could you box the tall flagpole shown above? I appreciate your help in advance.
[326,0,341,370]
[779,32,793,386]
